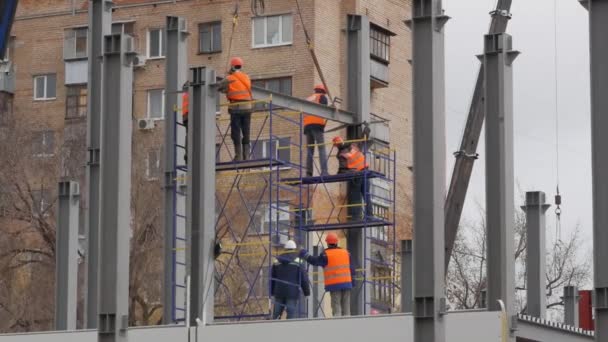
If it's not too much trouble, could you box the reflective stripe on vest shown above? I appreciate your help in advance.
[342,145,368,171]
[182,92,189,118]
[323,248,352,287]
[226,72,252,101]
[303,93,328,127]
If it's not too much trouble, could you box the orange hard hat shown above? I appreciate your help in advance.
[325,232,339,245]
[314,84,326,93]
[230,57,244,67]
[332,136,344,146]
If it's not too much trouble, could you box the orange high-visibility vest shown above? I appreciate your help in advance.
[226,71,252,101]
[323,248,352,287]
[182,92,189,119]
[340,145,368,171]
[303,93,328,127]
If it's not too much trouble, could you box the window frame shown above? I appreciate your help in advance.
[64,27,88,60]
[370,24,393,65]
[251,76,292,96]
[147,28,166,59]
[251,14,293,48]
[198,21,222,54]
[146,89,165,120]
[65,84,88,119]
[33,74,57,101]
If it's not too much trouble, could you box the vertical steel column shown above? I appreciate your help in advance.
[187,67,217,326]
[482,33,518,340]
[55,181,80,331]
[346,14,371,316]
[97,33,134,342]
[85,0,111,329]
[521,191,549,319]
[401,240,413,313]
[410,1,448,341]
[310,245,322,318]
[163,15,188,325]
[589,1,608,340]
[563,286,580,327]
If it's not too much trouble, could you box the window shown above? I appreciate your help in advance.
[370,25,392,64]
[147,89,165,119]
[66,85,87,119]
[31,189,52,215]
[64,28,88,60]
[252,77,292,96]
[33,74,57,100]
[254,204,290,235]
[252,14,293,48]
[251,137,291,162]
[371,265,392,310]
[33,130,55,157]
[0,92,12,126]
[199,21,222,54]
[146,149,161,179]
[147,28,165,58]
[112,22,135,35]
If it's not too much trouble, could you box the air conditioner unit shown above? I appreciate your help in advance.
[133,54,147,68]
[138,118,155,130]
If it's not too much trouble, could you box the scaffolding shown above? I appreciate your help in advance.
[169,97,397,322]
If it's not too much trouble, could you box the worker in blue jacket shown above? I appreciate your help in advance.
[271,240,311,319]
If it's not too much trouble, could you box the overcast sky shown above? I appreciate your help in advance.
[443,0,592,247]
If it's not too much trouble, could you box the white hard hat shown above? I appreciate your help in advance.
[284,240,297,250]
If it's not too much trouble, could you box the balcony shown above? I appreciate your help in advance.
[0,61,14,93]
[370,58,389,88]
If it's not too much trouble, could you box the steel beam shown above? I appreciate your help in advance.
[410,1,448,341]
[588,1,608,340]
[444,0,513,272]
[564,286,580,327]
[55,181,80,331]
[85,0,111,329]
[186,67,217,326]
[345,14,371,316]
[521,191,550,319]
[97,33,134,342]
[482,33,518,340]
[401,240,413,313]
[163,15,188,325]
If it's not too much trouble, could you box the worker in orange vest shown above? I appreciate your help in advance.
[182,83,189,163]
[304,84,329,176]
[333,136,371,220]
[299,233,354,317]
[218,57,253,161]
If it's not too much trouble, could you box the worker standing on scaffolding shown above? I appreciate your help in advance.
[271,240,310,319]
[300,233,354,317]
[218,57,253,161]
[182,82,189,162]
[304,84,329,176]
[333,136,371,220]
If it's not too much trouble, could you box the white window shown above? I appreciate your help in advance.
[64,27,88,60]
[33,74,57,100]
[146,149,161,180]
[251,137,291,161]
[147,28,165,58]
[147,89,165,119]
[33,130,55,157]
[252,14,293,48]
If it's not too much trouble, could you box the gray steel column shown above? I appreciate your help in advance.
[346,14,371,316]
[55,181,80,331]
[521,191,550,319]
[187,67,217,326]
[97,33,134,342]
[163,15,188,325]
[410,1,448,341]
[85,0,111,329]
[482,33,518,340]
[589,1,608,340]
[310,245,322,318]
[563,286,580,327]
[401,240,413,313]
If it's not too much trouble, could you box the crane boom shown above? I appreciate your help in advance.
[444,0,513,272]
[0,0,18,60]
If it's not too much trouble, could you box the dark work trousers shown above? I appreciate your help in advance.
[229,108,252,146]
[348,175,372,221]
[304,125,328,176]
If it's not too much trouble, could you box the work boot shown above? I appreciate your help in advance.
[243,143,251,160]
[233,143,242,161]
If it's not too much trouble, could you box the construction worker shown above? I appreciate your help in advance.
[304,84,329,176]
[182,83,189,163]
[299,233,354,317]
[218,57,253,161]
[271,240,310,319]
[333,136,371,220]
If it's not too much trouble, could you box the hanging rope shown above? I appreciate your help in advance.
[224,1,240,72]
[552,0,562,242]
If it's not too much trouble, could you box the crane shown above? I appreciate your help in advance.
[0,0,18,60]
[444,0,513,272]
